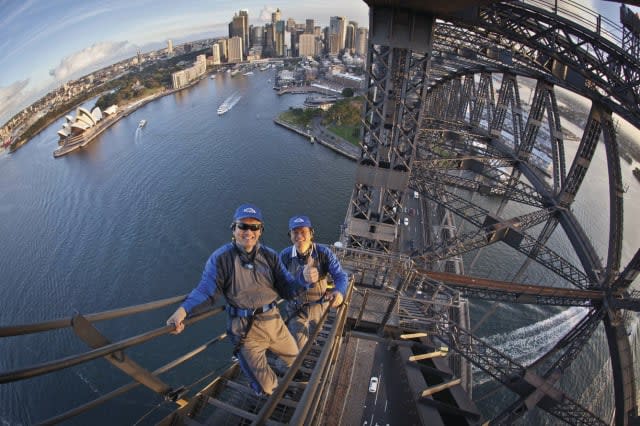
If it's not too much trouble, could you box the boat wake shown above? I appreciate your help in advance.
[473,306,589,385]
[217,91,242,115]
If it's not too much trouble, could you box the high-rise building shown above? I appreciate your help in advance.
[251,26,264,49]
[329,16,346,52]
[217,39,228,62]
[167,40,173,55]
[212,44,221,65]
[286,17,296,32]
[229,10,249,54]
[355,27,368,56]
[239,10,249,53]
[264,23,274,56]
[228,36,243,63]
[275,20,286,57]
[305,19,314,34]
[346,21,357,53]
[299,34,316,57]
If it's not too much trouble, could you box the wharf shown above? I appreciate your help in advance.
[273,118,359,161]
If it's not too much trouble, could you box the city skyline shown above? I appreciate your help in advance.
[0,0,369,126]
[1,1,637,129]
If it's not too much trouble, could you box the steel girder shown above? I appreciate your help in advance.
[444,322,607,425]
[346,7,433,252]
[412,180,594,290]
[470,2,640,127]
[490,308,606,424]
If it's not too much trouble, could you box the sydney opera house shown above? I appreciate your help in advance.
[56,105,118,143]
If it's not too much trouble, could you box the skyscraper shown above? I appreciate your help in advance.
[329,16,346,53]
[346,21,358,53]
[229,10,249,54]
[167,40,173,56]
[355,27,368,56]
[305,19,314,34]
[228,36,244,63]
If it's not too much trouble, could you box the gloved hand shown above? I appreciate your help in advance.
[166,307,187,334]
[326,290,344,308]
[303,255,319,284]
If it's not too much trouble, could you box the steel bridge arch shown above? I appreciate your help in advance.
[348,1,639,424]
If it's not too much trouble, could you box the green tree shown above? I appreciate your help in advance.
[341,87,354,98]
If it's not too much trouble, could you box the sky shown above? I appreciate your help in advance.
[0,0,369,126]
[0,0,637,128]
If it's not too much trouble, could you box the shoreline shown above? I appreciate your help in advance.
[52,74,211,157]
[273,118,359,161]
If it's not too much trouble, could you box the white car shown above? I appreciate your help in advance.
[403,217,409,226]
[369,376,379,393]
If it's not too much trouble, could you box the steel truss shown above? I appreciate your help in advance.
[344,1,639,424]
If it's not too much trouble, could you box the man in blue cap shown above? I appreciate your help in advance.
[280,215,348,349]
[166,204,319,396]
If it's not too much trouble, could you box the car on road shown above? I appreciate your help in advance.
[369,376,379,393]
[403,217,409,226]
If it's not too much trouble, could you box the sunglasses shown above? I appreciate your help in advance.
[235,222,262,231]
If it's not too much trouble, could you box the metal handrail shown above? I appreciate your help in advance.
[0,305,223,384]
[0,294,187,337]
[40,332,228,425]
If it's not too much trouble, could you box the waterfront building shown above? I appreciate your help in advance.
[299,34,316,57]
[217,39,228,62]
[171,54,207,89]
[211,44,221,65]
[228,36,244,63]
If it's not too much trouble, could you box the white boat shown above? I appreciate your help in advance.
[217,92,242,115]
[138,119,146,128]
[210,75,216,79]
[243,71,254,76]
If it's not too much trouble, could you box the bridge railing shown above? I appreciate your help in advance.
[0,294,227,424]
[521,0,623,45]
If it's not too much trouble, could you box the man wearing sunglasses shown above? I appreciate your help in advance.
[166,203,318,396]
[280,215,348,349]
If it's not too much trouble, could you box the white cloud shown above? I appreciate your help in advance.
[0,80,31,124]
[259,5,277,22]
[49,41,132,82]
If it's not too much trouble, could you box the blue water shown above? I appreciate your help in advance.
[0,69,638,425]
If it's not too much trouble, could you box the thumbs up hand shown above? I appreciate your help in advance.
[303,255,319,284]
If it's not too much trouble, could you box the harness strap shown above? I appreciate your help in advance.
[226,301,277,318]
[228,301,277,355]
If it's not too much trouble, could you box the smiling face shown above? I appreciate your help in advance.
[233,218,263,252]
[290,226,312,253]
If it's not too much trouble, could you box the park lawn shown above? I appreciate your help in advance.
[327,124,361,146]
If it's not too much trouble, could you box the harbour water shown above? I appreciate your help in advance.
[0,69,638,424]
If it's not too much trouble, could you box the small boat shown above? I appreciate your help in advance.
[243,71,254,76]
[138,120,147,128]
[210,75,216,79]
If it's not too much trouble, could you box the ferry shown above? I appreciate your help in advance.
[217,92,242,116]
[138,119,147,128]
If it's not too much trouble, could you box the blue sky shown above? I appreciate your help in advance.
[0,0,369,125]
[0,0,637,127]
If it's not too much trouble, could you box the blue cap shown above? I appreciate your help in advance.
[233,204,263,222]
[288,215,312,231]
